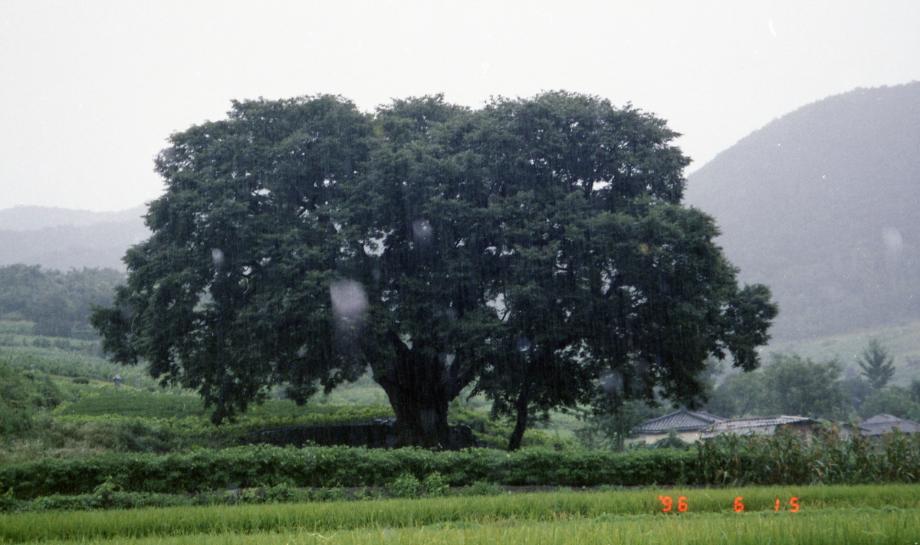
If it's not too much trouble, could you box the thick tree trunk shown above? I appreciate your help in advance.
[384,381,452,448]
[375,333,470,448]
[507,378,531,451]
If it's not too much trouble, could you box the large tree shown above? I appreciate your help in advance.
[93,92,776,447]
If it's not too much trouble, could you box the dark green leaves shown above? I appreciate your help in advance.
[94,92,776,439]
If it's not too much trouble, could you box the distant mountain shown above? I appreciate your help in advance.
[686,82,920,341]
[0,205,146,231]
[0,206,148,270]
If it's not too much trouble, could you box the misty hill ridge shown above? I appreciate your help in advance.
[0,206,147,271]
[0,205,146,231]
[686,82,920,341]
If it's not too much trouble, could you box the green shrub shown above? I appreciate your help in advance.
[653,431,691,449]
[92,476,121,508]
[262,483,296,503]
[387,472,422,498]
[422,472,449,497]
[0,361,63,435]
[0,487,18,512]
[460,480,504,496]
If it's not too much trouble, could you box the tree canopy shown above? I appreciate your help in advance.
[707,353,850,419]
[93,92,776,447]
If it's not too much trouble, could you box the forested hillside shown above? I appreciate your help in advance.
[686,83,920,340]
[0,266,124,338]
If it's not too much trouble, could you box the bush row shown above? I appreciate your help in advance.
[0,473,497,512]
[0,446,693,499]
[3,432,918,500]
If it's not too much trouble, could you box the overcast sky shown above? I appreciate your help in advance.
[1,0,919,211]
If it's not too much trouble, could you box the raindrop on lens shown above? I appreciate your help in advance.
[211,248,225,267]
[329,280,369,322]
[411,219,433,246]
[516,337,532,352]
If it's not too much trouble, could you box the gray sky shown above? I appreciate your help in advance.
[1,0,918,212]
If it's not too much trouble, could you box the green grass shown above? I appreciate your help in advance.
[16,511,917,545]
[53,385,392,421]
[0,484,916,544]
[0,347,157,389]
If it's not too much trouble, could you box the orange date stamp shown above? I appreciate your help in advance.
[657,495,800,513]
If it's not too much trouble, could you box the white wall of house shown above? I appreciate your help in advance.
[627,430,702,446]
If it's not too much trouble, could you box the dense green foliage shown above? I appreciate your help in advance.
[858,385,920,420]
[707,353,849,418]
[0,265,123,338]
[0,446,694,499]
[93,92,775,447]
[0,360,63,434]
[859,338,897,390]
[0,484,917,544]
[574,399,666,450]
[697,431,920,485]
[2,432,918,501]
[706,349,920,420]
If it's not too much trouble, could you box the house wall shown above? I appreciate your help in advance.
[627,430,702,446]
[702,422,820,441]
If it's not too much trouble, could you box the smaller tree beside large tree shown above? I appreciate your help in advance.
[762,354,848,419]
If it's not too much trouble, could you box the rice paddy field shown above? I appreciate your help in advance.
[1,484,918,545]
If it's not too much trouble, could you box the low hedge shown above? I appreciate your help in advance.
[3,432,918,500]
[0,446,693,500]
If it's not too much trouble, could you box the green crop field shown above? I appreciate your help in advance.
[0,346,157,389]
[0,484,917,544]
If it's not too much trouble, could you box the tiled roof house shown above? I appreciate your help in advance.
[630,409,725,444]
[699,415,819,439]
[859,414,920,436]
